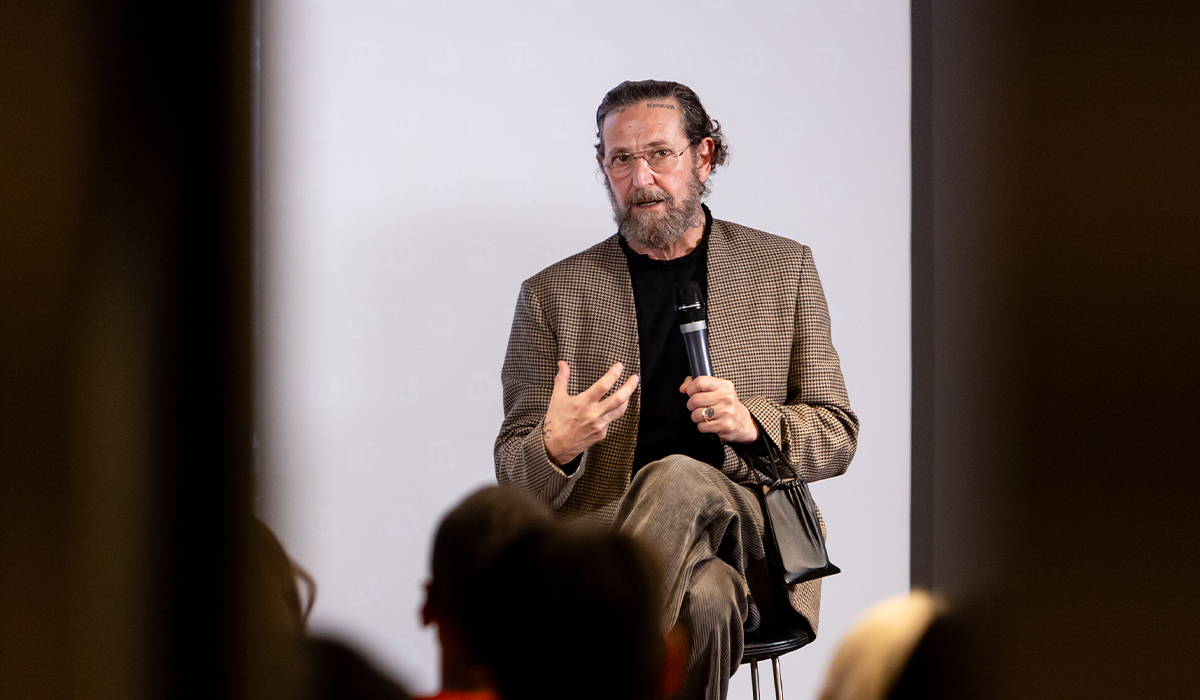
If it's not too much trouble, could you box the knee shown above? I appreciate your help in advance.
[633,454,717,492]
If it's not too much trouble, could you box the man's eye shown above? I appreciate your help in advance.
[613,154,632,164]
[654,149,672,158]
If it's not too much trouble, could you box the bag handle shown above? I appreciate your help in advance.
[730,422,787,487]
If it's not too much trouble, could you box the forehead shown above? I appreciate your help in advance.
[601,100,685,155]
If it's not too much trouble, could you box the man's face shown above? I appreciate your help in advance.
[598,100,712,250]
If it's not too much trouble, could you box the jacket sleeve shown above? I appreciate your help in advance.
[741,245,859,482]
[494,281,587,509]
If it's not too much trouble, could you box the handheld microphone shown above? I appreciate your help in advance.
[673,281,714,378]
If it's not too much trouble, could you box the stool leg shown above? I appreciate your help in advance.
[771,656,784,700]
[750,659,761,700]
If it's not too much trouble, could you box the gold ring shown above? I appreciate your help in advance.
[703,407,715,422]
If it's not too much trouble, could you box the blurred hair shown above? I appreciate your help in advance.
[465,525,665,700]
[248,517,315,635]
[594,79,729,181]
[818,590,947,700]
[428,486,552,625]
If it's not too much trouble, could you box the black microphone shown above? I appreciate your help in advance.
[673,281,714,378]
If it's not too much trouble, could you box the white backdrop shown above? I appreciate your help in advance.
[261,1,910,697]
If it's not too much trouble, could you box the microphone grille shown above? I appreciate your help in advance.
[673,281,706,324]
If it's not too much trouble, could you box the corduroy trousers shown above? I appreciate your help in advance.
[613,454,789,700]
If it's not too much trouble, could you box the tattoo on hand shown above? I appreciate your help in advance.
[646,102,676,110]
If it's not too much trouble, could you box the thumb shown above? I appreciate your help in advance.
[553,361,571,395]
[679,376,693,394]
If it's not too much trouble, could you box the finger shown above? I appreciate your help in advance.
[584,362,625,400]
[686,375,724,395]
[686,389,726,412]
[678,376,693,394]
[598,374,639,413]
[553,361,570,395]
[599,399,631,425]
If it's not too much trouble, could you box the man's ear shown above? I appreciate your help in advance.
[696,137,714,181]
[658,626,689,699]
[421,582,436,626]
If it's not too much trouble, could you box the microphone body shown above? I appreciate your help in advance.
[680,320,714,378]
[674,282,714,378]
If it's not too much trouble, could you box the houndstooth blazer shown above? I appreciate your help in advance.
[495,216,859,631]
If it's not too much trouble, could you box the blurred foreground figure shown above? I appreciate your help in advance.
[818,591,951,700]
[248,517,412,700]
[420,487,554,700]
[465,525,682,700]
[249,517,317,635]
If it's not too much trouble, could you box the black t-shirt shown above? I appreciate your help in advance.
[618,205,725,475]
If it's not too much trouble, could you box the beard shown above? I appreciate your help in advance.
[606,168,705,252]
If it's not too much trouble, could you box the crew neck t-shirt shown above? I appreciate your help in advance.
[618,204,725,475]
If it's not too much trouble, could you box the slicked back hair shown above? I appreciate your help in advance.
[595,79,729,173]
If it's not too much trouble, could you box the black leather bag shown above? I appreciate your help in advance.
[733,435,841,586]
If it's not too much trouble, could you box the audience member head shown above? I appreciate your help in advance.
[465,525,667,700]
[818,590,947,700]
[423,486,553,692]
[247,516,316,636]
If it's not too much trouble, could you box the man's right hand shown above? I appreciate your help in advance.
[543,361,639,466]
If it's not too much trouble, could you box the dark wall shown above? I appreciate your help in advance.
[912,1,1200,697]
[0,1,255,697]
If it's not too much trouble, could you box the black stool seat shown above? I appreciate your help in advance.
[740,624,813,700]
[742,624,812,663]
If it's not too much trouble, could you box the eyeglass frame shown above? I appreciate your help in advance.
[600,142,695,178]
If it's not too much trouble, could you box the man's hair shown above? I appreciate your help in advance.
[464,525,666,700]
[428,486,552,624]
[594,79,729,172]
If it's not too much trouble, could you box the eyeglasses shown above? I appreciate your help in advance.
[602,145,691,178]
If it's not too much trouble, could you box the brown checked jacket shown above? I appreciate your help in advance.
[495,216,859,629]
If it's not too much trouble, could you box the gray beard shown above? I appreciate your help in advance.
[607,171,704,252]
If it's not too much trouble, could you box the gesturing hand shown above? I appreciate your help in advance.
[543,361,640,466]
[679,375,760,444]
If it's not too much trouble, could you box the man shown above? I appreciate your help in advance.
[495,80,859,700]
[420,486,554,700]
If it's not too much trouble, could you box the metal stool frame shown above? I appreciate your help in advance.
[741,624,811,700]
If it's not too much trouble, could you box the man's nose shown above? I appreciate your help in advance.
[630,156,656,188]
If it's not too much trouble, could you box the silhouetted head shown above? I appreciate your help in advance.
[424,486,553,693]
[465,525,665,700]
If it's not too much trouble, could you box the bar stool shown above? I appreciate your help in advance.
[741,620,812,700]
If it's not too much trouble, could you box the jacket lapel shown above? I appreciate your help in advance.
[705,220,741,382]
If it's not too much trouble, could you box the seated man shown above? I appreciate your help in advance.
[463,524,678,700]
[495,79,859,699]
[419,486,554,700]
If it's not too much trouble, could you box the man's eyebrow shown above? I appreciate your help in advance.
[608,138,676,154]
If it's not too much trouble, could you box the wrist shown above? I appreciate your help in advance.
[731,405,760,444]
[542,431,576,467]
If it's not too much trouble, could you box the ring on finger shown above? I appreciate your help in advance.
[703,407,716,422]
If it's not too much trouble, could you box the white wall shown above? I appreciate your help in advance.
[261,2,910,697]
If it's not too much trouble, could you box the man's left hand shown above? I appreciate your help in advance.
[680,375,760,444]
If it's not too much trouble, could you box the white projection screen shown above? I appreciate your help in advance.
[260,2,910,697]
